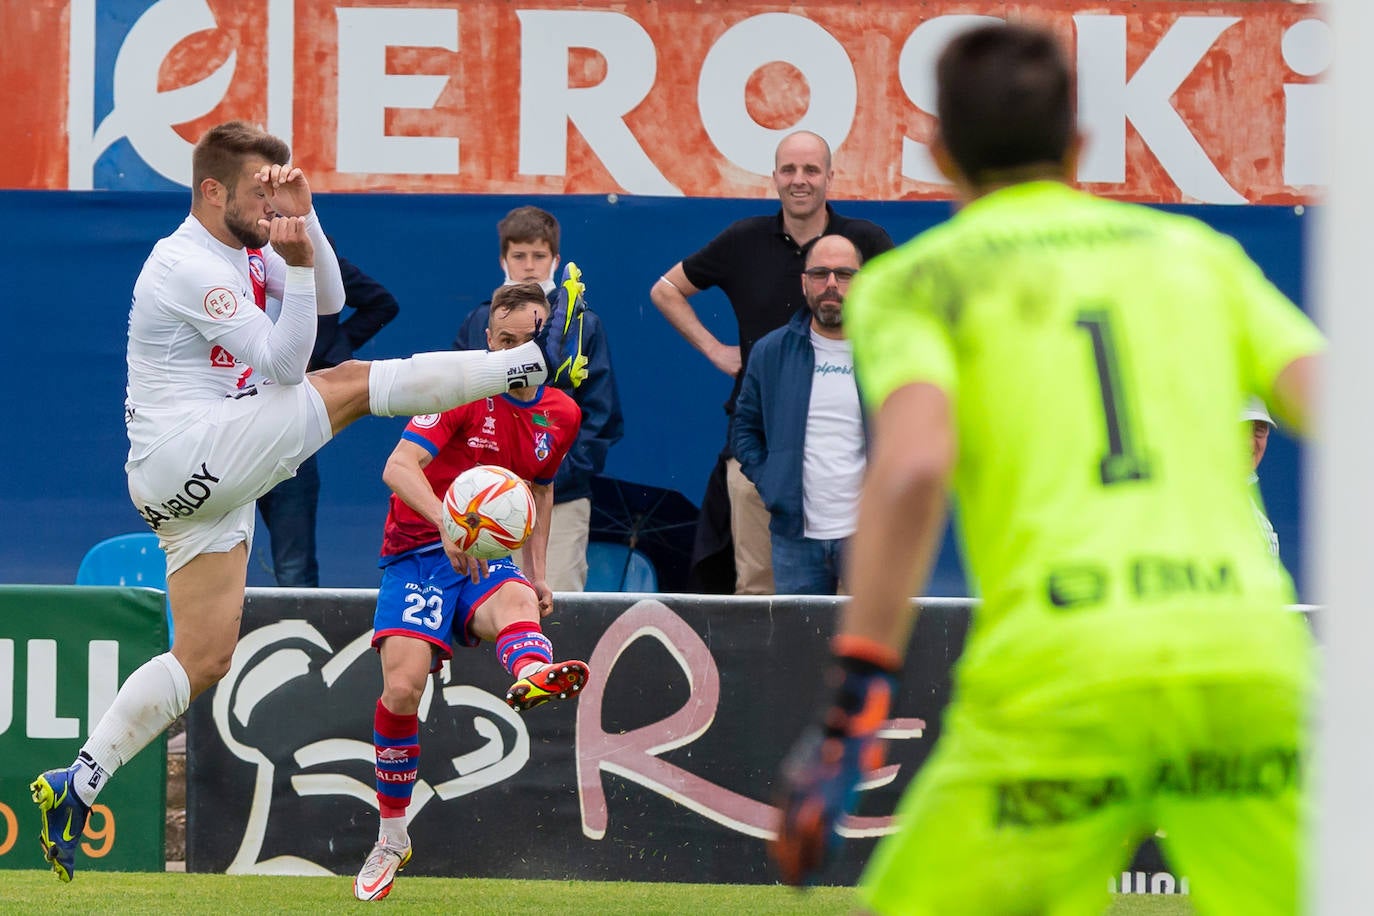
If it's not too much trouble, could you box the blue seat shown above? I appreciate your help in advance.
[584,542,659,592]
[76,533,168,589]
[76,532,172,641]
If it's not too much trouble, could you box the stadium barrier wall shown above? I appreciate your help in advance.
[0,190,1312,602]
[185,588,1205,894]
[0,585,167,874]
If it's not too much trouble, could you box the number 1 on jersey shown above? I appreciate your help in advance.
[1076,310,1152,486]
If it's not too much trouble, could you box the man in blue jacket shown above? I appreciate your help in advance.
[454,206,624,591]
[732,235,867,595]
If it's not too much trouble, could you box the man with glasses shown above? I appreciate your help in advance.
[731,235,867,595]
[650,131,892,595]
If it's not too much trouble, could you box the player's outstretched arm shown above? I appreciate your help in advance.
[1271,353,1319,438]
[523,481,555,616]
[381,440,444,531]
[771,635,899,887]
[770,381,954,887]
[838,381,955,654]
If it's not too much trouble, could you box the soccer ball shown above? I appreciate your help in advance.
[441,465,536,560]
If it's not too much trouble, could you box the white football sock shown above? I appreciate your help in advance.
[367,343,547,417]
[73,652,191,805]
[379,816,409,848]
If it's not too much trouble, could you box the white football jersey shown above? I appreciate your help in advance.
[125,215,329,461]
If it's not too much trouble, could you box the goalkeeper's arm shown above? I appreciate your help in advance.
[839,381,954,660]
[769,381,954,886]
[771,636,900,886]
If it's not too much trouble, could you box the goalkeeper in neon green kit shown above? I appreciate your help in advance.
[770,21,1323,916]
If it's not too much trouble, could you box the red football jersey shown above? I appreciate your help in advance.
[380,387,581,559]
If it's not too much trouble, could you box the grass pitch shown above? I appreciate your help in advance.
[0,872,1194,914]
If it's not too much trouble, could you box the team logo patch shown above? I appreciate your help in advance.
[247,251,266,286]
[209,345,237,368]
[412,413,441,428]
[203,287,238,319]
[376,747,413,762]
[534,430,551,462]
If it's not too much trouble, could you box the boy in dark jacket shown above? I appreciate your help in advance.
[453,207,625,591]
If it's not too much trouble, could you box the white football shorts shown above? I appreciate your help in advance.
[125,381,333,574]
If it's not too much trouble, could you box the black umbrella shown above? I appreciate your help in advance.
[588,476,699,593]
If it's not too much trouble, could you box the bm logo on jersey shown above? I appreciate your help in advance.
[534,431,551,462]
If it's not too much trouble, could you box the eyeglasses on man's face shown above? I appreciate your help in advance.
[802,266,858,283]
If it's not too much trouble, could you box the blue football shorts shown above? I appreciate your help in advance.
[372,547,532,669]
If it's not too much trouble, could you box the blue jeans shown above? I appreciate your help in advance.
[256,453,321,587]
[770,532,848,596]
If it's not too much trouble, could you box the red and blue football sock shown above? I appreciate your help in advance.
[373,699,419,820]
[495,621,554,678]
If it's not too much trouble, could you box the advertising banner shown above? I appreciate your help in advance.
[186,589,951,883]
[0,586,167,873]
[4,1,1324,203]
[185,588,1190,896]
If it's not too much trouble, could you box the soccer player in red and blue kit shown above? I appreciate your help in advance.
[353,282,586,901]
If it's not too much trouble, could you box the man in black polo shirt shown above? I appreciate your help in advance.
[650,130,893,595]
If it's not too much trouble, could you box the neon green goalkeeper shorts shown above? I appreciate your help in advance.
[859,675,1307,916]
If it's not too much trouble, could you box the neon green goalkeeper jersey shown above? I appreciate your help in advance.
[847,182,1325,700]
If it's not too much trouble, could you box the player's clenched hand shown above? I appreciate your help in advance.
[770,653,897,887]
[256,163,312,217]
[533,580,554,617]
[259,216,314,267]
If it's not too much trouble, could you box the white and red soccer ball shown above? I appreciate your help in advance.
[441,465,536,560]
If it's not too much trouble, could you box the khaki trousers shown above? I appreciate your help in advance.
[725,458,774,595]
[512,497,591,592]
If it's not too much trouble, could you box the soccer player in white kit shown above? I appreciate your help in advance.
[29,121,556,882]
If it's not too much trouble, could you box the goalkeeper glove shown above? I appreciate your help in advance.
[556,262,589,389]
[770,638,899,887]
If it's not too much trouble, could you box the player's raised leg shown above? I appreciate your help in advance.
[464,567,589,712]
[306,339,551,438]
[505,658,591,712]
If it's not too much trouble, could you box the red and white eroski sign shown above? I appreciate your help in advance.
[3,0,1325,203]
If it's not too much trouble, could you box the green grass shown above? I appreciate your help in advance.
[0,872,1194,914]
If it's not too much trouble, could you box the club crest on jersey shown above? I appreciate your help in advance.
[534,430,551,462]
[248,251,266,286]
